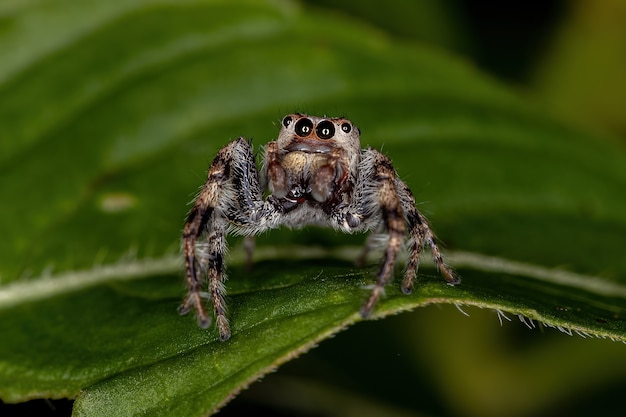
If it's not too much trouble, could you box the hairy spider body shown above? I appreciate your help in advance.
[181,114,459,341]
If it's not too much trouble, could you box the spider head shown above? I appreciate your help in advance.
[271,114,362,203]
[277,114,360,155]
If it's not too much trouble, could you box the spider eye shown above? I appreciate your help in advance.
[316,120,335,140]
[341,122,352,133]
[282,115,293,128]
[295,118,313,137]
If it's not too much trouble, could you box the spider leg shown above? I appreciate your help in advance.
[181,138,265,341]
[180,182,220,330]
[396,180,459,294]
[360,154,406,318]
[396,180,424,294]
[419,209,459,284]
[205,218,230,340]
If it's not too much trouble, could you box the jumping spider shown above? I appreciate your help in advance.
[180,113,459,341]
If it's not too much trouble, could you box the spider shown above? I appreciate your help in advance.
[180,113,459,341]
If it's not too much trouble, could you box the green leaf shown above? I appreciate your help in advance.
[531,0,626,135]
[1,0,626,415]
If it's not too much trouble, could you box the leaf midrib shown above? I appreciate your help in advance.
[2,246,623,309]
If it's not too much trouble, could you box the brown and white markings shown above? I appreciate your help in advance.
[180,114,459,341]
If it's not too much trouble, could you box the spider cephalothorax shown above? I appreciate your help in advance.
[180,113,459,341]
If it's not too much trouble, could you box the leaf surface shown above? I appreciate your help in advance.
[1,1,626,415]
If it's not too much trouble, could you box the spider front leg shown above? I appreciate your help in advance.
[353,150,459,318]
[180,184,220,328]
[359,155,407,318]
[181,138,264,341]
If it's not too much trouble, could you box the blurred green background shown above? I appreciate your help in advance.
[1,0,626,416]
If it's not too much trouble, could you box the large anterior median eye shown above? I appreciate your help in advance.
[316,120,335,139]
[295,118,313,137]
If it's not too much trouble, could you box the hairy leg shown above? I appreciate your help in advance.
[395,180,459,294]
[180,138,258,341]
[419,209,459,284]
[180,148,230,328]
[359,153,406,318]
[206,218,230,341]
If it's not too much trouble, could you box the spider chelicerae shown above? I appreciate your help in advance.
[180,113,459,341]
